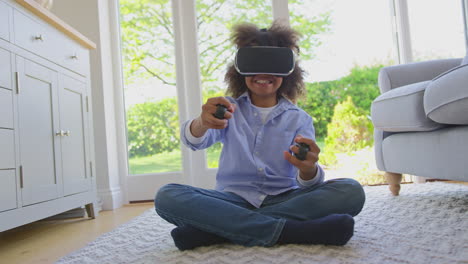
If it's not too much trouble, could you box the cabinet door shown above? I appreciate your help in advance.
[59,74,90,195]
[0,170,17,212]
[16,56,62,206]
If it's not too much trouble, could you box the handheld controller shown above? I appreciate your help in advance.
[294,143,310,161]
[213,104,228,119]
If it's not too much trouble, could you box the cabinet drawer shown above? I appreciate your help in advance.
[0,170,17,212]
[14,9,54,62]
[0,129,15,169]
[0,1,10,42]
[0,48,12,90]
[59,37,89,76]
[0,88,14,129]
[13,10,88,76]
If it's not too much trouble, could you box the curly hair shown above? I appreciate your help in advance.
[224,20,306,102]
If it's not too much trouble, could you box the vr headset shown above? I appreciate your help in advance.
[234,46,295,77]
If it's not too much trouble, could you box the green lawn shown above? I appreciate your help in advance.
[128,148,222,174]
[129,140,325,174]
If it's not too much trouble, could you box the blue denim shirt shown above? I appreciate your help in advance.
[181,93,325,207]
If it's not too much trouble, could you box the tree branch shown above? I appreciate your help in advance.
[157,2,174,39]
[140,64,176,86]
[146,4,174,39]
[205,53,234,76]
[199,37,231,57]
[197,1,226,29]
[145,53,174,67]
[199,32,224,46]
[202,45,234,75]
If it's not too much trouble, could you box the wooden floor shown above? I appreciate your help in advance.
[0,203,154,264]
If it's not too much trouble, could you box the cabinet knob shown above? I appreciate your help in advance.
[71,54,79,60]
[34,34,45,41]
[55,130,65,136]
[64,130,71,136]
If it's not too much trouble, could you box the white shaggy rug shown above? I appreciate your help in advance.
[56,182,468,264]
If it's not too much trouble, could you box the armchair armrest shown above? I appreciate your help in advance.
[424,64,468,125]
[378,58,462,94]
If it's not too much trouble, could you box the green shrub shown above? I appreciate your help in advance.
[126,98,180,157]
[338,65,382,114]
[299,64,383,139]
[298,81,338,140]
[321,97,373,166]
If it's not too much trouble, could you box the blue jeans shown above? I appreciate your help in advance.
[155,178,365,247]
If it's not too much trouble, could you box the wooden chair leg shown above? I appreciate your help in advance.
[385,172,402,196]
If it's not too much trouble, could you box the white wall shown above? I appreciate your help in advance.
[52,0,125,210]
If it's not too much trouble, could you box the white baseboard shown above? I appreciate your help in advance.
[98,187,124,210]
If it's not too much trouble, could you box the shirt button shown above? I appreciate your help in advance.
[255,151,259,155]
[254,113,258,116]
[258,167,263,172]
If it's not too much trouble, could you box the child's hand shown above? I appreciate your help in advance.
[190,97,236,137]
[283,135,320,180]
[201,97,235,128]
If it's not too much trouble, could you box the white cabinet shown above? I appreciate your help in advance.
[0,0,97,231]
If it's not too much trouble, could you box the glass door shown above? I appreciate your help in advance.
[120,0,186,201]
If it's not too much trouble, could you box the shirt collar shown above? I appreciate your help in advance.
[236,92,299,111]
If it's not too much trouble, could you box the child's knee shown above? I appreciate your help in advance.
[328,178,366,214]
[341,179,365,214]
[154,183,185,211]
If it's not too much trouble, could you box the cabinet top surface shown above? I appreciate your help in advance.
[13,0,96,49]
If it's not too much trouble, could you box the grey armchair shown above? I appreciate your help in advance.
[371,56,468,195]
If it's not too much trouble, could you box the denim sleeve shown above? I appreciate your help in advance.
[180,119,224,151]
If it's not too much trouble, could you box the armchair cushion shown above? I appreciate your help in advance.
[424,64,468,125]
[371,81,445,132]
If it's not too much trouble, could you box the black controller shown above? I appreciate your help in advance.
[294,143,310,161]
[213,104,228,119]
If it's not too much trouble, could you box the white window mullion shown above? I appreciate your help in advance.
[110,0,129,204]
[393,0,413,64]
[272,0,290,23]
[172,0,213,188]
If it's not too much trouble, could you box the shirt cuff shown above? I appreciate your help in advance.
[185,119,206,145]
[296,163,324,187]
